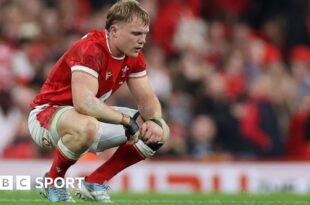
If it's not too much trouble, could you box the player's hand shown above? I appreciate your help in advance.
[126,131,140,144]
[140,120,163,144]
[122,114,140,144]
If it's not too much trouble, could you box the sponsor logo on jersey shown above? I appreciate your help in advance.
[105,71,112,80]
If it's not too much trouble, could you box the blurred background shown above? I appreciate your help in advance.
[0,0,310,193]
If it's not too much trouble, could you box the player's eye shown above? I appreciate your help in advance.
[132,32,142,36]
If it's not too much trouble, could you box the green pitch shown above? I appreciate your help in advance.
[1,191,310,205]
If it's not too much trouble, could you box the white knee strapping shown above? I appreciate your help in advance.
[90,122,127,152]
[57,139,82,160]
[90,106,139,153]
[135,140,155,158]
[89,106,160,158]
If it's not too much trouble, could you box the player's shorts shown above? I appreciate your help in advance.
[28,104,73,150]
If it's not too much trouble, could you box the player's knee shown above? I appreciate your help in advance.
[78,117,98,147]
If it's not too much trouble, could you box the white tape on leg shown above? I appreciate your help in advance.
[57,139,82,160]
[135,140,155,158]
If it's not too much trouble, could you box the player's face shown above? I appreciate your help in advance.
[115,17,149,57]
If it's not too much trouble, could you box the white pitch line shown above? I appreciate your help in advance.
[0,199,46,202]
[2,199,308,205]
[0,199,207,204]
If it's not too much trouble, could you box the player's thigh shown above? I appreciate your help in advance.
[56,108,98,140]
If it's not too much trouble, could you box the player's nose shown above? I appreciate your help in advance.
[138,34,146,44]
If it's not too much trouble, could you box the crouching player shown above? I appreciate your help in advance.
[27,0,169,202]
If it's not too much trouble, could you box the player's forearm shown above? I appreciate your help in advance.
[137,95,162,120]
[74,95,126,125]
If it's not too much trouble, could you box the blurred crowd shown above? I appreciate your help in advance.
[0,0,309,160]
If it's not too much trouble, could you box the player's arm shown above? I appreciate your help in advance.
[127,75,162,119]
[127,76,168,144]
[72,71,139,139]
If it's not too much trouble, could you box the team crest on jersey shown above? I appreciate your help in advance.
[121,65,129,77]
[105,71,112,80]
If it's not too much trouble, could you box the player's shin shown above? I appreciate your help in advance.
[88,108,140,152]
[85,140,164,184]
[89,122,127,152]
[85,107,169,184]
[47,139,85,181]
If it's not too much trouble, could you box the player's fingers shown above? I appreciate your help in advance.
[134,132,140,143]
[152,133,163,144]
[140,123,147,137]
[142,129,152,142]
[145,133,157,144]
[154,134,161,143]
[127,131,140,144]
[152,134,161,143]
[127,136,137,144]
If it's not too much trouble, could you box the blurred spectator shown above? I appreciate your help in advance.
[240,76,284,157]
[2,85,38,158]
[221,49,247,100]
[194,72,246,156]
[0,90,22,156]
[12,39,36,86]
[173,51,208,97]
[290,46,310,104]
[145,45,172,101]
[187,115,217,158]
[152,0,199,56]
[201,0,251,21]
[286,96,310,158]
[166,90,192,127]
[0,40,14,90]
[2,114,38,158]
[285,0,310,50]
[173,14,207,55]
[205,20,229,67]
[244,36,266,83]
[157,122,187,157]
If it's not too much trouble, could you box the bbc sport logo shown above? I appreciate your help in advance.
[0,175,84,190]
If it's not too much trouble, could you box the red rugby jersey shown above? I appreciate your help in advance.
[31,30,146,108]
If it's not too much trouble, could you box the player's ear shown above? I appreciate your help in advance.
[109,25,119,38]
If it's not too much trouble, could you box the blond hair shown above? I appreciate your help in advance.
[105,0,150,30]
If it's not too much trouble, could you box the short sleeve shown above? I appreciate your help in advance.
[128,52,147,78]
[68,40,105,78]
